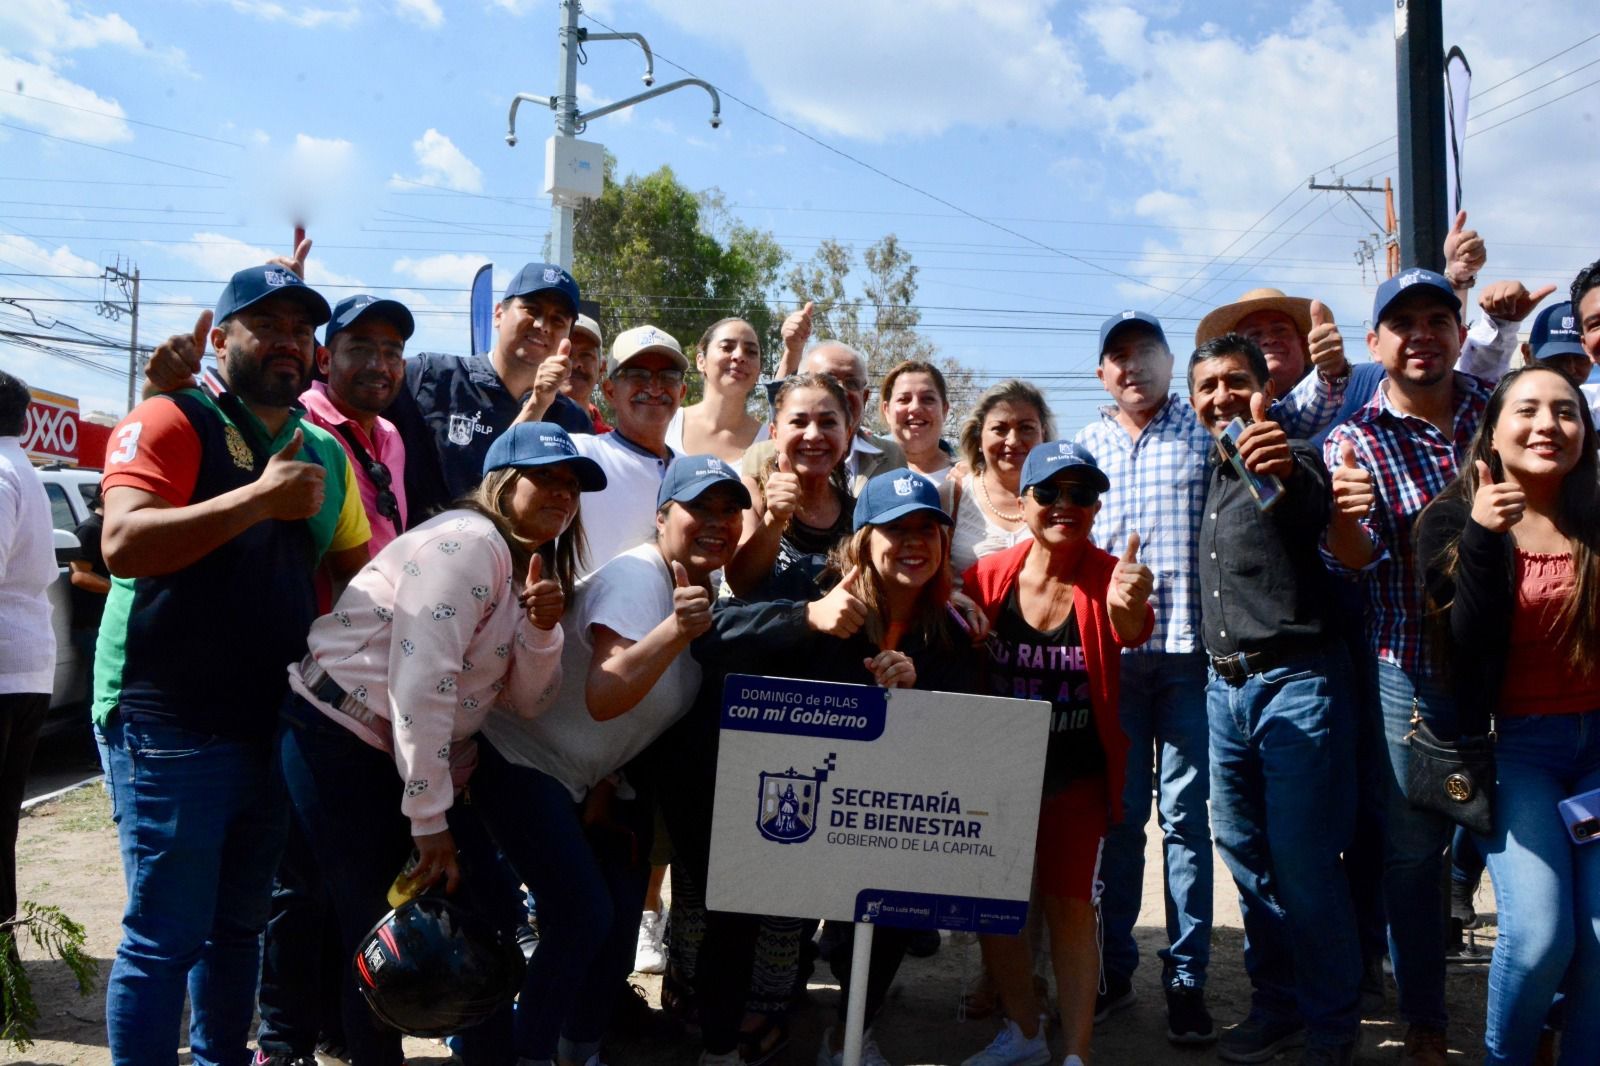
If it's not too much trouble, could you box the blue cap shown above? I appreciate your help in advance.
[1020,440,1111,493]
[1098,310,1168,359]
[1371,268,1461,325]
[323,295,416,347]
[214,265,331,326]
[657,454,753,510]
[1530,300,1585,360]
[503,263,581,317]
[481,421,606,490]
[852,468,953,531]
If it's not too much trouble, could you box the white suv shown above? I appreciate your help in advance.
[35,464,103,729]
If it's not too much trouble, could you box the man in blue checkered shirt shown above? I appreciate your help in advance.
[1076,309,1349,1045]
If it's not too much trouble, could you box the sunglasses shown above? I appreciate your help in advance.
[613,367,686,388]
[1029,481,1100,508]
[358,455,402,524]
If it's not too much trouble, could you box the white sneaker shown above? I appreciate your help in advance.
[960,1017,1051,1066]
[634,909,666,974]
[815,1027,891,1066]
[1062,1057,1085,1066]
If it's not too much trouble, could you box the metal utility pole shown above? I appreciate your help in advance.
[1394,0,1447,272]
[97,259,140,413]
[504,0,722,270]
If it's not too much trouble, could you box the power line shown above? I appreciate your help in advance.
[1468,73,1600,139]
[0,87,246,148]
[0,121,235,181]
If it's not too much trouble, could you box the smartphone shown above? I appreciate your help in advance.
[1219,417,1285,512]
[1559,785,1600,845]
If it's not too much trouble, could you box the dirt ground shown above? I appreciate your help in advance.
[8,784,1500,1066]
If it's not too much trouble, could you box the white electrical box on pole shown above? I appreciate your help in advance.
[504,0,722,271]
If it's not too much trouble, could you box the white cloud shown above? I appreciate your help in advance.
[639,0,1087,141]
[393,253,492,287]
[394,0,442,28]
[390,128,483,192]
[0,53,131,142]
[221,1,361,29]
[169,232,365,292]
[578,81,633,124]
[0,233,101,279]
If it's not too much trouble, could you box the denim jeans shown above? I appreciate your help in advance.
[1373,660,1455,1030]
[1481,709,1600,1065]
[1101,650,1213,987]
[256,816,344,1058]
[1207,645,1360,1047]
[471,739,652,1064]
[103,714,289,1066]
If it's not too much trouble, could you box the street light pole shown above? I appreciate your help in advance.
[1394,0,1447,272]
[550,0,582,270]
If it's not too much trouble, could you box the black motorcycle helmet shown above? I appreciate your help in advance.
[353,893,525,1036]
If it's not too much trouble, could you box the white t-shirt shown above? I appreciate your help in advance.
[950,471,1032,579]
[0,438,57,694]
[480,543,702,799]
[574,430,675,576]
[664,407,770,460]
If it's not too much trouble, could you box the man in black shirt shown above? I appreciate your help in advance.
[383,261,594,521]
[1187,334,1360,1066]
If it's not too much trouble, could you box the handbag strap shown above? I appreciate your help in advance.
[1408,695,1498,744]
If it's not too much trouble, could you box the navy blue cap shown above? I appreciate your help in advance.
[323,295,416,347]
[214,265,331,326]
[657,454,753,510]
[503,263,581,317]
[1098,310,1168,359]
[1371,268,1461,326]
[852,468,953,530]
[1020,440,1111,494]
[481,421,606,490]
[1530,300,1584,360]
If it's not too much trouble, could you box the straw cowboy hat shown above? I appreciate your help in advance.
[1195,288,1314,347]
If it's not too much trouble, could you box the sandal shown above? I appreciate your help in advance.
[660,965,701,1033]
[736,1013,790,1066]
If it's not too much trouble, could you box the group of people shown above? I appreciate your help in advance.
[0,212,1595,1066]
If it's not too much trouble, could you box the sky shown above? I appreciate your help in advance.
[1,0,1596,434]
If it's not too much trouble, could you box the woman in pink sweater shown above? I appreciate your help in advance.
[274,422,603,1066]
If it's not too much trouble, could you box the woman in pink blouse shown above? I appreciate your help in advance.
[273,422,603,1066]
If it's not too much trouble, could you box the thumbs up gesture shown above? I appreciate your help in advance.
[669,559,714,641]
[806,563,868,638]
[256,428,326,520]
[1107,532,1153,617]
[1330,439,1375,519]
[523,338,573,423]
[1306,299,1347,378]
[1478,280,1557,324]
[778,301,815,375]
[1469,458,1526,533]
[1235,393,1294,479]
[146,309,213,393]
[522,554,566,630]
[763,451,801,528]
[1442,211,1485,289]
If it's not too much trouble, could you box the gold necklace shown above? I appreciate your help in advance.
[977,471,1024,523]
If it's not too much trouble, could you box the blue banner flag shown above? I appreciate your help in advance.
[469,263,494,357]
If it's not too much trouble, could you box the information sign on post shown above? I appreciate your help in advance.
[707,673,1049,933]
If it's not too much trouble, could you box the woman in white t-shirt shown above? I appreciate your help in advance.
[472,456,751,1066]
[879,359,953,484]
[947,380,1056,577]
[276,422,600,1066]
[666,318,771,464]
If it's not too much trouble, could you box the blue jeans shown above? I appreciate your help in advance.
[1207,645,1360,1047]
[1101,650,1213,987]
[1481,710,1600,1065]
[104,714,289,1066]
[472,739,652,1063]
[1374,660,1455,1030]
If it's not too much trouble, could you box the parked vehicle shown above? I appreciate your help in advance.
[36,464,102,734]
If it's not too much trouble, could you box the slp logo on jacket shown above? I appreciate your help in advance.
[447,410,492,446]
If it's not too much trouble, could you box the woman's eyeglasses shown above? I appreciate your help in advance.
[1028,482,1100,508]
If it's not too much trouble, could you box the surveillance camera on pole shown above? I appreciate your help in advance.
[505,0,723,270]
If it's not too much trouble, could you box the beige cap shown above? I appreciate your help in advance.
[610,324,688,372]
[573,313,603,347]
[1195,288,1314,347]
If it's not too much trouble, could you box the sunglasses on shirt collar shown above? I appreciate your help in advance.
[356,453,401,523]
[1028,482,1100,508]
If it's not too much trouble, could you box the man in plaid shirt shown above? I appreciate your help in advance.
[1319,268,1488,1066]
[1076,309,1349,1044]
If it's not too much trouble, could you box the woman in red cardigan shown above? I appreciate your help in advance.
[958,440,1154,1066]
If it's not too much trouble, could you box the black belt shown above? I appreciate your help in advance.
[1209,637,1326,684]
[295,655,382,731]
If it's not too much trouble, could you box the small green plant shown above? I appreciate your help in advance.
[1,901,99,1051]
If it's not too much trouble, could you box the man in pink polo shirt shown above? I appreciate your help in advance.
[301,294,414,551]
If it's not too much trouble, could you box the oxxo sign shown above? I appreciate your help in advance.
[24,389,80,464]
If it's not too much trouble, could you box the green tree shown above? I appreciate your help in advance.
[785,234,976,433]
[571,162,785,392]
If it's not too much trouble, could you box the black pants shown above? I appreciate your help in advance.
[0,692,48,925]
[633,705,909,1054]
